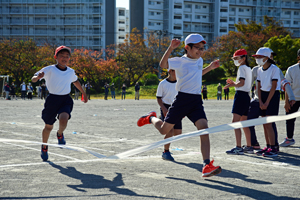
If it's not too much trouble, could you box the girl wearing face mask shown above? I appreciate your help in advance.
[224,49,252,155]
[252,47,281,157]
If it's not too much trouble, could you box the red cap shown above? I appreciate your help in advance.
[55,46,71,56]
[233,49,247,57]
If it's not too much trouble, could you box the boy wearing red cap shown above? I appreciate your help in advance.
[224,49,252,155]
[137,34,221,177]
[32,46,88,161]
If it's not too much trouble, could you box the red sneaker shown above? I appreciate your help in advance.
[137,111,156,127]
[202,160,222,177]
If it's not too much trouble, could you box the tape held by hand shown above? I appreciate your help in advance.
[1,112,300,160]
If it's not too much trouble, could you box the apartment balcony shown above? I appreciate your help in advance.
[220,22,228,27]
[220,2,229,7]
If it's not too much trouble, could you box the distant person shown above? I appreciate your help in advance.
[31,45,88,161]
[74,85,80,100]
[4,82,10,100]
[85,81,92,100]
[135,82,140,100]
[41,83,46,100]
[37,84,42,98]
[217,83,222,100]
[110,83,116,99]
[224,87,229,100]
[20,82,27,100]
[202,85,208,100]
[104,82,109,100]
[27,83,33,100]
[10,82,17,100]
[121,84,126,100]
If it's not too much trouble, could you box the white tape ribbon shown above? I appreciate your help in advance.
[108,112,300,159]
[0,139,107,159]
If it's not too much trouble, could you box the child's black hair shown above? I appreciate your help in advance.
[241,55,250,67]
[56,49,71,56]
[267,58,276,65]
[184,43,194,54]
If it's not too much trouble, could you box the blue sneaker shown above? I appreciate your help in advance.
[279,138,295,147]
[226,147,244,155]
[41,145,48,161]
[162,151,174,161]
[57,132,66,145]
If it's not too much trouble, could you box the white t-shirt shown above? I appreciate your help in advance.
[285,63,300,101]
[156,78,178,105]
[35,65,78,95]
[168,55,203,94]
[257,64,281,92]
[235,65,252,92]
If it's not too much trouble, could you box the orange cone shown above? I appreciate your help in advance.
[81,94,84,101]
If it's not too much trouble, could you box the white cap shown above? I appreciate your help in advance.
[252,47,272,58]
[184,34,206,46]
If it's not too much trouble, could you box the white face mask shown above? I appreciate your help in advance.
[256,58,268,66]
[233,59,241,67]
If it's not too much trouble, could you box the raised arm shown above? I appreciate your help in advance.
[31,72,44,83]
[159,39,181,69]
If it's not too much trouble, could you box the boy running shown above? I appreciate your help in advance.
[156,69,181,161]
[32,45,88,161]
[137,34,221,177]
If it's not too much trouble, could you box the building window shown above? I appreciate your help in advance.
[221,0,228,2]
[196,15,201,19]
[148,22,155,26]
[174,26,181,30]
[119,29,125,31]
[203,16,207,18]
[285,20,290,24]
[285,11,291,15]
[203,6,207,8]
[119,10,125,16]
[149,11,154,15]
[174,5,182,9]
[220,9,228,12]
[119,21,125,24]
[148,1,154,5]
[239,8,244,12]
[230,8,235,12]
[157,12,161,15]
[185,4,192,8]
[220,19,227,22]
[157,22,161,25]
[294,21,299,24]
[295,11,299,15]
[195,5,200,9]
[174,15,182,19]
[185,14,191,18]
[220,29,227,32]
[229,17,235,21]
[157,1,161,4]
[119,36,125,39]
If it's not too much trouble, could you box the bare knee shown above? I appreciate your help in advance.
[44,124,53,132]
[59,113,69,125]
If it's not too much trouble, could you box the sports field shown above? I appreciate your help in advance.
[0,99,299,199]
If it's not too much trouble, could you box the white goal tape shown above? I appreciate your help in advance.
[1,112,300,160]
[0,139,107,159]
[108,112,300,159]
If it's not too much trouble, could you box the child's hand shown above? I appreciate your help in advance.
[170,39,181,49]
[210,59,220,69]
[226,78,234,85]
[37,72,44,79]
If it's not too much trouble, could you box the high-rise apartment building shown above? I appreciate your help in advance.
[116,7,130,46]
[0,0,115,51]
[130,0,300,43]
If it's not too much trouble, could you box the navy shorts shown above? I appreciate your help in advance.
[160,103,182,129]
[260,90,280,116]
[232,91,250,116]
[42,94,74,125]
[165,92,207,125]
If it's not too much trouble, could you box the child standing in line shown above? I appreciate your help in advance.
[280,48,300,147]
[224,49,252,155]
[137,34,221,177]
[253,47,281,157]
[32,45,88,161]
[156,69,182,161]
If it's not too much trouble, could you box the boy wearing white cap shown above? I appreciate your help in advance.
[280,49,300,147]
[32,45,88,161]
[253,47,281,157]
[137,34,221,177]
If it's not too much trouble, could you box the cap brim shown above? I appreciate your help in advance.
[56,48,71,56]
[252,54,263,57]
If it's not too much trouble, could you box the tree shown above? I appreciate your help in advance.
[0,39,47,87]
[265,35,300,72]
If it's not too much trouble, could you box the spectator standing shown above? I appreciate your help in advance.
[36,84,41,98]
[74,85,80,100]
[27,83,33,100]
[121,84,126,100]
[135,82,140,100]
[202,85,208,100]
[110,83,116,99]
[224,87,229,100]
[41,83,46,100]
[104,82,109,100]
[20,82,27,100]
[85,81,92,100]
[10,82,16,100]
[4,82,10,100]
[217,83,222,100]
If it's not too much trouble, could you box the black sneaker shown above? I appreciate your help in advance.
[263,148,278,157]
[256,147,268,156]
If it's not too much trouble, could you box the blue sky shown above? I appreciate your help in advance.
[116,0,129,9]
